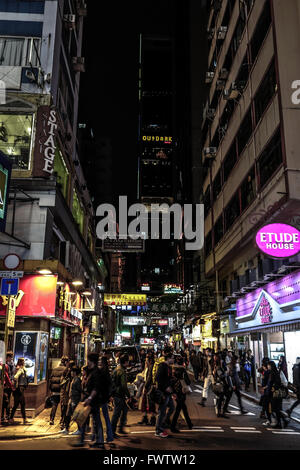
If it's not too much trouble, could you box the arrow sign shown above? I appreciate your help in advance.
[1,278,19,296]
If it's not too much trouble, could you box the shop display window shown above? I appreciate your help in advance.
[269,342,284,366]
[13,331,49,384]
[49,326,63,359]
[0,113,33,170]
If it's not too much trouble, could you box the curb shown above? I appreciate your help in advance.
[0,430,63,441]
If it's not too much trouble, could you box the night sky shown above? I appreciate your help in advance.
[79,0,185,205]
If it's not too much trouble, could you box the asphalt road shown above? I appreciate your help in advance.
[1,382,300,451]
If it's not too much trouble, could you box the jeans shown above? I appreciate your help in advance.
[171,397,192,429]
[10,387,26,420]
[80,405,104,444]
[50,395,60,422]
[156,394,175,434]
[1,388,12,421]
[101,403,114,441]
[111,397,128,433]
[202,374,214,399]
[64,401,79,430]
[193,368,199,381]
[225,388,244,411]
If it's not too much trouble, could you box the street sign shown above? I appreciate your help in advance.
[0,271,23,278]
[1,278,19,296]
[3,253,21,270]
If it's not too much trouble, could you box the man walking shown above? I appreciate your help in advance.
[49,356,69,425]
[198,348,214,406]
[155,352,175,438]
[190,350,200,382]
[1,352,14,424]
[111,354,130,438]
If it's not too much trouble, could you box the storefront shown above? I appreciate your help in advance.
[0,274,84,417]
[192,323,202,351]
[201,313,219,351]
[230,269,300,382]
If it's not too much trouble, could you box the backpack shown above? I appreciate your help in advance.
[292,364,300,388]
[18,370,29,388]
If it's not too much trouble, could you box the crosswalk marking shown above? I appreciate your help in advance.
[272,431,300,435]
[230,427,256,430]
[233,430,261,433]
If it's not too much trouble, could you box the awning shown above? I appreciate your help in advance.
[229,319,300,336]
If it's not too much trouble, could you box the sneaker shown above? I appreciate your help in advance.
[60,429,68,434]
[262,420,271,426]
[223,409,231,414]
[71,430,81,436]
[49,420,54,425]
[155,431,168,438]
[240,409,248,415]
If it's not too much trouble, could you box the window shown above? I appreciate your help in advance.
[214,215,224,245]
[241,167,256,211]
[224,192,240,230]
[237,108,252,156]
[258,129,282,188]
[54,150,69,200]
[72,189,84,234]
[223,141,237,182]
[0,37,41,66]
[205,231,212,257]
[232,13,246,55]
[203,185,211,218]
[0,113,33,169]
[213,169,222,201]
[250,1,272,64]
[254,60,277,124]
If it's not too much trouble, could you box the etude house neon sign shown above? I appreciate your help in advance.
[258,295,272,324]
[256,223,300,258]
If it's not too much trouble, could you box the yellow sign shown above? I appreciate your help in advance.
[142,136,172,143]
[202,319,213,338]
[2,290,25,328]
[104,293,147,306]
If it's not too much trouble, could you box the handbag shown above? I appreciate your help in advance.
[72,402,91,427]
[272,387,288,399]
[180,379,192,394]
[44,395,53,409]
[212,382,224,395]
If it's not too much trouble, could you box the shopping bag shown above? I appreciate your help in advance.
[72,402,91,427]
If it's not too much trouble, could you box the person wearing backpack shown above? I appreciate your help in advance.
[286,358,300,418]
[9,358,30,425]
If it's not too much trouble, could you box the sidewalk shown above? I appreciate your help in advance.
[0,407,77,440]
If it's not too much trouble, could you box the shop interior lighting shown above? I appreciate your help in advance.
[82,291,92,296]
[72,280,83,286]
[37,268,52,275]
[57,281,64,285]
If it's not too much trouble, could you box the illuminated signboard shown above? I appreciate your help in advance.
[121,331,131,338]
[142,136,172,143]
[0,150,12,232]
[140,337,155,345]
[256,223,300,258]
[122,316,146,326]
[157,319,168,326]
[141,283,150,291]
[104,293,147,306]
[163,283,184,294]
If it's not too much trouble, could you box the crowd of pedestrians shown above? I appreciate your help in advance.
[1,345,300,442]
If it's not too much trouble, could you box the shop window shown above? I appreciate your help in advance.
[214,214,224,245]
[250,1,272,64]
[241,166,256,211]
[0,113,33,169]
[203,185,211,218]
[254,60,277,124]
[224,192,240,230]
[54,149,69,200]
[0,37,41,66]
[205,231,212,257]
[237,108,252,156]
[72,189,84,234]
[258,129,282,189]
[223,140,237,182]
[212,169,222,201]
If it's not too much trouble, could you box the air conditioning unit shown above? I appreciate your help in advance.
[216,79,225,90]
[219,68,229,80]
[207,28,215,41]
[72,57,85,72]
[25,69,36,82]
[206,107,216,120]
[24,67,43,87]
[205,71,215,83]
[64,14,76,29]
[217,26,228,40]
[203,147,217,159]
[223,81,245,100]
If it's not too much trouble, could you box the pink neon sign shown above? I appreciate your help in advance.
[256,223,300,258]
[259,295,272,324]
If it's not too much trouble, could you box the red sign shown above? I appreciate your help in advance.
[0,275,57,318]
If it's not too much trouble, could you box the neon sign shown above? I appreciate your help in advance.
[256,223,300,258]
[258,294,272,324]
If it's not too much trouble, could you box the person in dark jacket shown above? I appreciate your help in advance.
[59,360,74,429]
[263,361,289,429]
[99,356,114,443]
[1,352,14,424]
[155,353,175,438]
[286,358,300,418]
[190,350,200,382]
[9,358,29,425]
[278,356,288,381]
[171,357,192,432]
[63,366,82,434]
[258,358,270,419]
[225,355,247,415]
[111,354,130,438]
[49,356,69,425]
[213,355,232,418]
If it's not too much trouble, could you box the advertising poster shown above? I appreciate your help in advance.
[37,333,49,383]
[14,332,38,383]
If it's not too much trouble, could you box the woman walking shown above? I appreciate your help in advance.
[138,353,156,426]
[170,356,193,432]
[9,358,29,425]
[263,361,289,429]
